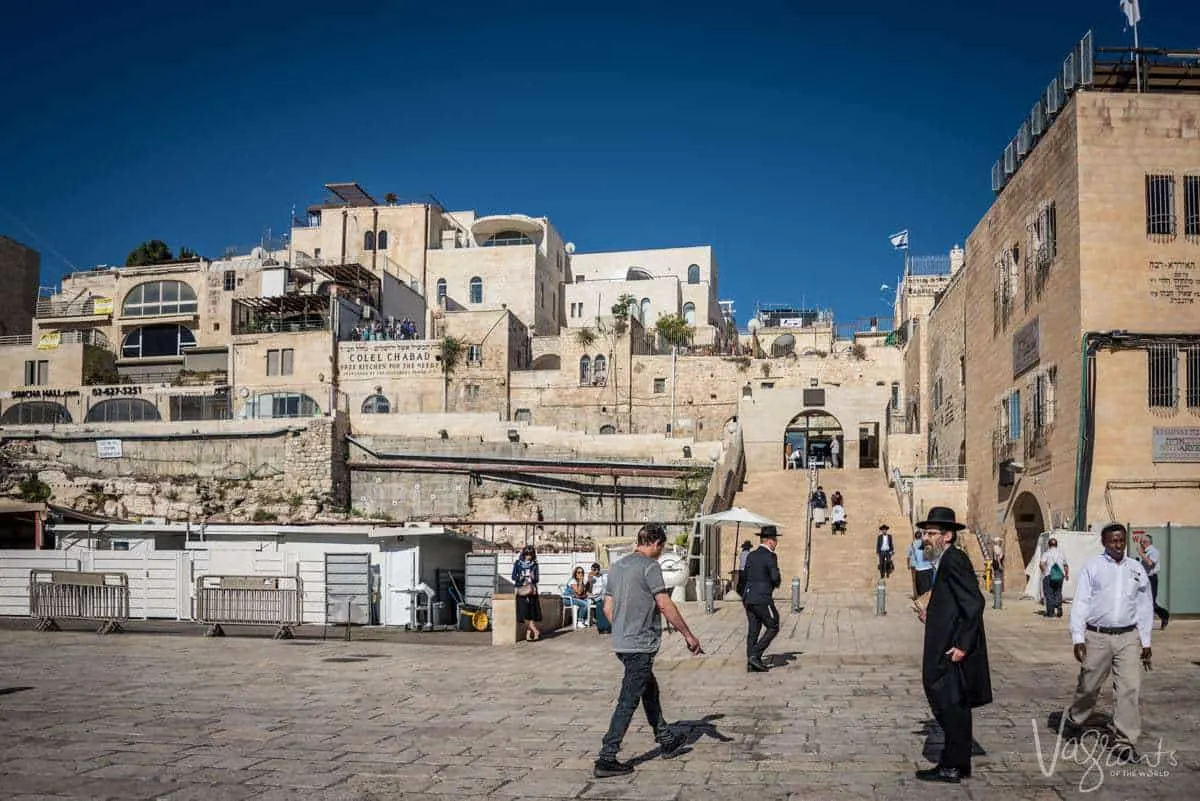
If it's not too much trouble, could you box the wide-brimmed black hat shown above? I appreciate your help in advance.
[757,525,781,539]
[916,507,966,531]
[878,524,890,531]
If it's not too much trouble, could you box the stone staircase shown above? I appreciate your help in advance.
[726,466,913,603]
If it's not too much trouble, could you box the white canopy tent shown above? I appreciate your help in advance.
[693,507,782,602]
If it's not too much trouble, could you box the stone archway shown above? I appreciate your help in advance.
[783,410,844,470]
[1012,491,1046,566]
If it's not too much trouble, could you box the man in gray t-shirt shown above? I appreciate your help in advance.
[595,524,703,779]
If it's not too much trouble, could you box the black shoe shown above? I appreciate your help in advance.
[915,766,963,783]
[1161,612,1169,629]
[747,656,770,672]
[594,758,634,778]
[1056,609,1063,618]
[658,731,686,758]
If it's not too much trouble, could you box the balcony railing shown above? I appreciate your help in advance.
[36,297,110,318]
[913,463,967,480]
[0,330,112,349]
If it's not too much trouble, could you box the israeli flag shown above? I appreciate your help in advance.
[1120,0,1141,28]
[888,230,910,250]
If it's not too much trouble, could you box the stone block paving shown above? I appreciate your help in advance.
[0,592,1197,800]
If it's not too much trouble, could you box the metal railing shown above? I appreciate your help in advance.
[0,330,112,349]
[36,297,109,318]
[912,464,967,480]
[0,334,33,347]
[195,575,303,639]
[29,570,130,634]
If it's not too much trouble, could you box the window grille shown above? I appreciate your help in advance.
[1146,174,1176,238]
[1184,175,1200,239]
[1147,344,1178,408]
[1186,348,1200,409]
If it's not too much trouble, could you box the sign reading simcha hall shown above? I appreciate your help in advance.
[338,341,440,379]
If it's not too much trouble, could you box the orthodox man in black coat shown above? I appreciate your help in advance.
[739,526,782,673]
[913,507,992,784]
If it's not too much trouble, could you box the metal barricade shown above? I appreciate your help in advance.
[29,570,130,634]
[195,575,303,639]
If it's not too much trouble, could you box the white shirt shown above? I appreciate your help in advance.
[1141,544,1161,577]
[878,533,893,553]
[1069,552,1154,647]
[589,573,607,599]
[830,505,846,523]
[1040,547,1067,576]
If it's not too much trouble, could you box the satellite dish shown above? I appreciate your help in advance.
[880,283,889,291]
[747,318,761,333]
[239,387,250,398]
[250,246,266,259]
[565,242,576,254]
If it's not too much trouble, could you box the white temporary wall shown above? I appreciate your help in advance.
[1023,530,1102,602]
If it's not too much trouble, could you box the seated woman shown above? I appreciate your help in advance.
[564,566,593,628]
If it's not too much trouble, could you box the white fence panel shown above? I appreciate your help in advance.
[85,552,190,619]
[297,559,325,624]
[0,552,80,617]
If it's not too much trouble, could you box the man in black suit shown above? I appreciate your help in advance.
[740,526,782,673]
[913,507,992,784]
[875,524,895,580]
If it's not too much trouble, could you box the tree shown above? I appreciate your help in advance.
[574,327,597,348]
[440,336,465,412]
[125,240,175,267]
[384,192,399,205]
[178,246,199,261]
[655,314,694,349]
[611,293,636,337]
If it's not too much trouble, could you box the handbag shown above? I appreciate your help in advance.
[516,583,534,597]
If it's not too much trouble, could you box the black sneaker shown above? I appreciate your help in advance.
[593,758,634,778]
[658,731,686,758]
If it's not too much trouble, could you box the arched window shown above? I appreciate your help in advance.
[251,392,320,419]
[687,264,700,284]
[469,277,483,304]
[640,298,651,324]
[483,230,534,247]
[122,281,197,317]
[85,398,162,423]
[592,355,607,382]
[599,424,617,435]
[626,266,653,281]
[436,278,447,305]
[376,230,388,250]
[122,324,195,358]
[1,401,72,425]
[682,302,696,325]
[363,230,375,251]
[361,394,390,414]
[579,355,591,385]
[514,408,533,423]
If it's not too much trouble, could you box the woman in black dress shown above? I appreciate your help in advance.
[512,547,543,641]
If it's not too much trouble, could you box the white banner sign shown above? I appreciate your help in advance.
[96,439,123,459]
[339,341,440,379]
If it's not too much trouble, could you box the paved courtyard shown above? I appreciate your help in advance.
[0,591,1196,801]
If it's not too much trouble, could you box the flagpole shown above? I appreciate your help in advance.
[1133,18,1141,93]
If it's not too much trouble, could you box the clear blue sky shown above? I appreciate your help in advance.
[1,1,1193,331]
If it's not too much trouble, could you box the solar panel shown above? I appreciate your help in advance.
[1017,122,1032,157]
[1079,31,1095,86]
[1063,52,1078,93]
[1004,142,1016,176]
[324,183,377,207]
[1031,99,1046,136]
[992,160,1006,193]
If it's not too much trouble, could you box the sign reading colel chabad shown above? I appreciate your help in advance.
[338,341,440,379]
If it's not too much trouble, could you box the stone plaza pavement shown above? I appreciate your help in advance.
[0,592,1196,801]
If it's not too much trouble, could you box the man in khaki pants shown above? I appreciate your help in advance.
[1064,523,1154,762]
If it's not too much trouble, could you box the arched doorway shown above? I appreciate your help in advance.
[783,410,844,470]
[1012,491,1046,566]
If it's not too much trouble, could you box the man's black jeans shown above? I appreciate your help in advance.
[599,651,667,760]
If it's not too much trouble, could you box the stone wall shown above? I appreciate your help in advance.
[0,236,39,338]
[1,415,348,523]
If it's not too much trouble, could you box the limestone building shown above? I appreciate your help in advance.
[0,236,39,338]
[920,34,1200,567]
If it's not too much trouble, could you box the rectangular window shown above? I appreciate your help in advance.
[266,349,280,376]
[280,348,294,376]
[467,344,482,364]
[1008,390,1021,441]
[1032,373,1045,431]
[24,360,49,386]
[1185,175,1200,238]
[465,384,480,400]
[223,270,236,291]
[1188,348,1200,408]
[1148,344,1178,408]
[1146,173,1176,237]
[653,378,666,394]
